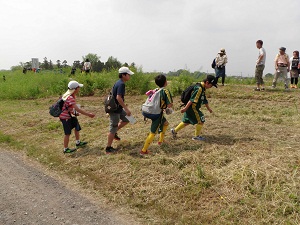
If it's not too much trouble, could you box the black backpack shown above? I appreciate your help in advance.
[49,98,65,117]
[211,58,216,69]
[180,83,200,106]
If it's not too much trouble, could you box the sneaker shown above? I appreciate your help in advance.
[114,133,121,141]
[295,85,298,89]
[63,148,77,154]
[254,88,260,91]
[76,141,88,147]
[171,128,177,139]
[105,146,118,154]
[192,136,206,141]
[140,150,150,156]
[290,84,294,88]
[261,87,265,91]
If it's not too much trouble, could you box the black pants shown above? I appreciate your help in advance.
[216,76,225,85]
[291,77,298,85]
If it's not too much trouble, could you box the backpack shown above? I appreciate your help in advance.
[49,98,65,117]
[142,88,164,114]
[104,87,118,113]
[180,83,200,106]
[211,58,216,69]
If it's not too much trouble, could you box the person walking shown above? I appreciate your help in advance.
[215,48,228,86]
[59,81,95,153]
[272,47,290,89]
[105,67,134,154]
[83,59,92,74]
[289,51,300,88]
[254,40,266,91]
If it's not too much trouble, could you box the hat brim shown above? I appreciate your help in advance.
[78,83,84,87]
[128,71,134,75]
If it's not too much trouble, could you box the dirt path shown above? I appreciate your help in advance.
[0,149,136,225]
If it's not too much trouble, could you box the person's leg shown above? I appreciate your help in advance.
[174,122,188,133]
[272,70,279,87]
[141,132,156,153]
[158,121,168,143]
[107,113,120,148]
[221,67,226,85]
[195,123,203,136]
[283,68,288,89]
[291,77,295,85]
[255,66,260,89]
[295,77,298,86]
[64,135,70,148]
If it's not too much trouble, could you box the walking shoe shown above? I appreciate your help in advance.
[105,146,118,154]
[171,128,177,139]
[290,84,294,88]
[261,87,265,91]
[254,88,260,91]
[63,148,77,154]
[76,141,88,147]
[140,150,150,156]
[295,85,298,89]
[192,136,206,141]
[114,133,121,141]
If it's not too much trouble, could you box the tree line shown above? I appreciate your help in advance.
[11,53,136,73]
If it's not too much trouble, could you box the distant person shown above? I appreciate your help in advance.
[171,75,217,141]
[83,59,92,74]
[140,74,173,155]
[289,50,300,88]
[22,67,27,74]
[59,81,95,153]
[254,40,266,91]
[105,67,134,154]
[215,48,228,86]
[272,47,290,89]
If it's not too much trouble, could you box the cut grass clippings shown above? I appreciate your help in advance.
[1,84,300,224]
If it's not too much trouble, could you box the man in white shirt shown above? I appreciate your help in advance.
[272,47,290,89]
[215,48,228,86]
[254,40,266,91]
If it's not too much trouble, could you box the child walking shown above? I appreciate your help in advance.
[140,74,173,155]
[59,81,95,153]
[171,75,217,140]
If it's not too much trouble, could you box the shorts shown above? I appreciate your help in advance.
[182,108,205,125]
[85,69,90,73]
[60,117,81,135]
[143,112,167,134]
[109,109,129,134]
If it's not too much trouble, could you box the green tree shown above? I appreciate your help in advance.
[41,57,49,70]
[56,60,61,68]
[82,53,100,66]
[105,56,122,70]
[62,60,68,67]
[49,60,54,70]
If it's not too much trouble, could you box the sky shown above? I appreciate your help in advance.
[1,0,300,76]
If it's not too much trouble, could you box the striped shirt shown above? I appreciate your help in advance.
[59,95,76,120]
[160,89,173,109]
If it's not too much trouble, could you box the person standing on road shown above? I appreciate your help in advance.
[254,40,266,91]
[105,67,134,154]
[215,48,228,86]
[289,50,300,88]
[272,47,290,89]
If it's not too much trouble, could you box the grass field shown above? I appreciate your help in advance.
[1,76,300,224]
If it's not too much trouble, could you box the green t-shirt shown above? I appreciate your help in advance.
[160,88,173,109]
[189,82,208,110]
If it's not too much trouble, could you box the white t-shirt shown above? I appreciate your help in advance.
[84,62,91,70]
[257,47,266,65]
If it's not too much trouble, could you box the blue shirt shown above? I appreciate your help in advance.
[112,79,125,113]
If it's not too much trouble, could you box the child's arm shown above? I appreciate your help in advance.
[73,104,95,118]
[181,101,193,113]
[205,104,213,113]
[116,95,131,116]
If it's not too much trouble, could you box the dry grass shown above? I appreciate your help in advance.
[1,84,300,224]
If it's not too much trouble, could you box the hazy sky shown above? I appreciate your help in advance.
[1,0,299,76]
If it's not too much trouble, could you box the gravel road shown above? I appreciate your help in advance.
[0,149,136,225]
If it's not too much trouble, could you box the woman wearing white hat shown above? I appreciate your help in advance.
[215,48,228,86]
